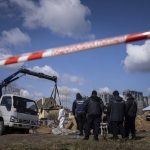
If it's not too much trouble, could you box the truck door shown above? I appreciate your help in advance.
[0,96,12,125]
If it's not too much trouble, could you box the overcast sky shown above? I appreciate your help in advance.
[0,0,150,107]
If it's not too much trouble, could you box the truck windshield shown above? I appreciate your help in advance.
[13,96,38,115]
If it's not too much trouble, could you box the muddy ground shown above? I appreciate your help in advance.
[0,131,150,150]
[0,113,150,150]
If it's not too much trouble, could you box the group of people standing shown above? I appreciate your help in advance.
[72,90,137,141]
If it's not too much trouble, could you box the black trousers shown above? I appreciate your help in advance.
[112,121,125,138]
[125,116,136,138]
[75,116,79,130]
[85,115,101,139]
[76,113,86,135]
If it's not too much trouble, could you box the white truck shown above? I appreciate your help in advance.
[0,94,38,135]
[0,68,59,135]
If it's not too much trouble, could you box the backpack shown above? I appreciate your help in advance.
[128,101,137,117]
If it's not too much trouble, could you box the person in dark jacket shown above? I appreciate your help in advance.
[125,93,137,139]
[72,93,86,136]
[108,90,125,139]
[83,90,104,141]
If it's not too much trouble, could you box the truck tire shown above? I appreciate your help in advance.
[0,121,4,135]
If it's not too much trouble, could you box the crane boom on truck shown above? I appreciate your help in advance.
[0,68,60,135]
[0,68,57,98]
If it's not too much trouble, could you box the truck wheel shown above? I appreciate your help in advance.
[0,121,4,135]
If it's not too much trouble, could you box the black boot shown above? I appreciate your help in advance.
[94,136,99,141]
[131,134,136,140]
[83,136,89,140]
[79,131,83,136]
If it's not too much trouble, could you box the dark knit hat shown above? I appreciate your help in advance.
[91,90,97,96]
[76,93,82,99]
[113,90,119,96]
[127,93,132,97]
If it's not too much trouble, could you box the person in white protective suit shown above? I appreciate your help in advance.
[58,106,65,128]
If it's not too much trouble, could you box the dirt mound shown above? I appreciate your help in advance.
[34,126,51,134]
[136,112,150,131]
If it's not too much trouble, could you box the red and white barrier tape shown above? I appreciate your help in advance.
[0,31,150,66]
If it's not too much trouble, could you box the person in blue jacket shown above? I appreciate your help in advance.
[72,93,86,136]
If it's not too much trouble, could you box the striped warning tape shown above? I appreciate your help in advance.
[0,31,150,66]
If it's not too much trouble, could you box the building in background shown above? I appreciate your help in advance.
[36,97,58,120]
[99,92,113,105]
[148,96,150,105]
[143,96,149,107]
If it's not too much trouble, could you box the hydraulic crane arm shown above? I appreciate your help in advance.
[20,68,57,82]
[0,68,57,98]
[1,70,21,87]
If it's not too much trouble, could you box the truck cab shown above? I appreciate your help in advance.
[0,94,38,135]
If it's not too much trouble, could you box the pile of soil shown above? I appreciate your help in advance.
[34,126,51,134]
[136,112,150,131]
